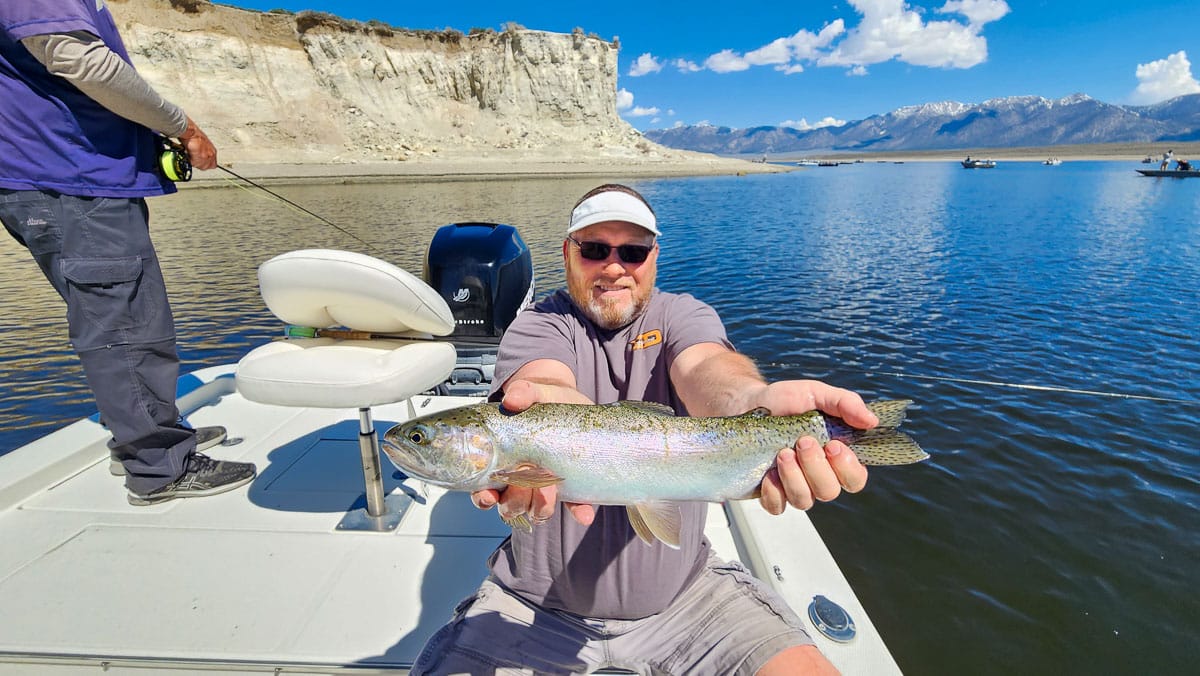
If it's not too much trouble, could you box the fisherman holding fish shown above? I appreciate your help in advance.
[406,184,909,675]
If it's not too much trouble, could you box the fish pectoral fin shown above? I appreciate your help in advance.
[490,464,564,489]
[500,512,533,533]
[626,502,682,549]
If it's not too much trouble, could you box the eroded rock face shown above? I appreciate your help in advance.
[110,0,655,163]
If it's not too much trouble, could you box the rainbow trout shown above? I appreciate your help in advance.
[381,400,927,548]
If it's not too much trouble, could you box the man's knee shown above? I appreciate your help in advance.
[755,644,839,676]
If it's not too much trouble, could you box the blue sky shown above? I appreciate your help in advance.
[224,1,1200,132]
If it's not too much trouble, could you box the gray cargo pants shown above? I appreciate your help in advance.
[0,189,194,493]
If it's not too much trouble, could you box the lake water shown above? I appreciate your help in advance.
[1,161,1197,674]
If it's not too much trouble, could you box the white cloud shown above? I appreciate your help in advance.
[616,89,660,117]
[780,117,847,130]
[1130,51,1200,104]
[616,88,635,111]
[820,0,1010,69]
[942,0,1011,26]
[785,21,847,61]
[623,102,672,126]
[662,0,1006,78]
[629,53,663,77]
[705,49,751,73]
[695,21,845,75]
[627,106,660,117]
[745,38,793,67]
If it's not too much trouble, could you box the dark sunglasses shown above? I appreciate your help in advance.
[566,235,655,264]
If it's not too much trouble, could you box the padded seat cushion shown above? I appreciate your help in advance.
[236,338,456,408]
[257,249,455,336]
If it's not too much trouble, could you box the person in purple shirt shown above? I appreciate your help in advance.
[0,0,255,505]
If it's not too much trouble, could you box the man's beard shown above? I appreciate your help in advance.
[567,278,651,330]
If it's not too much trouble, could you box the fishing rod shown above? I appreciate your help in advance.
[160,138,380,253]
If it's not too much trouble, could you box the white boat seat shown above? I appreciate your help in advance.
[235,249,457,531]
[236,338,453,409]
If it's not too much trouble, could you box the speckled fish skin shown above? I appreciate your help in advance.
[381,399,928,505]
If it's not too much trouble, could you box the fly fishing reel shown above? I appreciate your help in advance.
[158,137,192,182]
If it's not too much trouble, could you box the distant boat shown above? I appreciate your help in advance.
[961,158,996,169]
[1136,168,1200,178]
[818,160,840,167]
[1043,157,1062,166]
[795,159,819,166]
[1141,156,1154,164]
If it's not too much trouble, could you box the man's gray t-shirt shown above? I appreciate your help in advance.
[486,288,734,620]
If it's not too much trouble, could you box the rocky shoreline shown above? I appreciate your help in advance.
[184,140,1198,188]
[181,149,792,187]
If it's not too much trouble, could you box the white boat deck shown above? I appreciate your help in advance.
[0,365,900,675]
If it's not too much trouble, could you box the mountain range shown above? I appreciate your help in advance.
[642,94,1200,155]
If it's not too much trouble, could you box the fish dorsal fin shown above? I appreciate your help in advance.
[742,406,773,418]
[604,401,677,416]
[626,501,682,549]
[490,463,564,489]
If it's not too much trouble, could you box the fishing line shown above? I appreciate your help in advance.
[159,137,383,253]
[872,372,1200,405]
[768,363,1198,406]
[215,164,381,254]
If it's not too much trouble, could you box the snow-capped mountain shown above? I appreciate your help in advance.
[642,94,1200,154]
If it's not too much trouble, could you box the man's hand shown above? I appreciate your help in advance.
[469,377,596,526]
[179,116,217,170]
[753,380,875,514]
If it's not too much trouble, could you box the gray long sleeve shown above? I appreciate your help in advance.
[21,31,188,137]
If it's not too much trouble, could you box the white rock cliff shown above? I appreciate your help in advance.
[109,0,673,165]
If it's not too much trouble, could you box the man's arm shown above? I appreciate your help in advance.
[21,31,217,169]
[472,359,598,526]
[670,342,876,512]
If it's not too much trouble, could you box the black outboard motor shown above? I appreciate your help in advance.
[424,222,534,395]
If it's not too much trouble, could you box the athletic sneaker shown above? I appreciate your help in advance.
[109,425,227,476]
[127,452,257,506]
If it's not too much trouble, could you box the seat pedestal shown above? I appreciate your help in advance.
[334,407,414,532]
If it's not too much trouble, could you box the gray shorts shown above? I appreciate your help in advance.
[411,554,815,676]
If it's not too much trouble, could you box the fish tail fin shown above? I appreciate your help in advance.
[627,502,682,549]
[847,429,929,466]
[832,400,929,465]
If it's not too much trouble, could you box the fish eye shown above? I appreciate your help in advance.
[408,427,427,444]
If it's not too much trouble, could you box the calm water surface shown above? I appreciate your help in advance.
[2,162,1197,674]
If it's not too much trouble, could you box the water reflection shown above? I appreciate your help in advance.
[2,165,1198,676]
